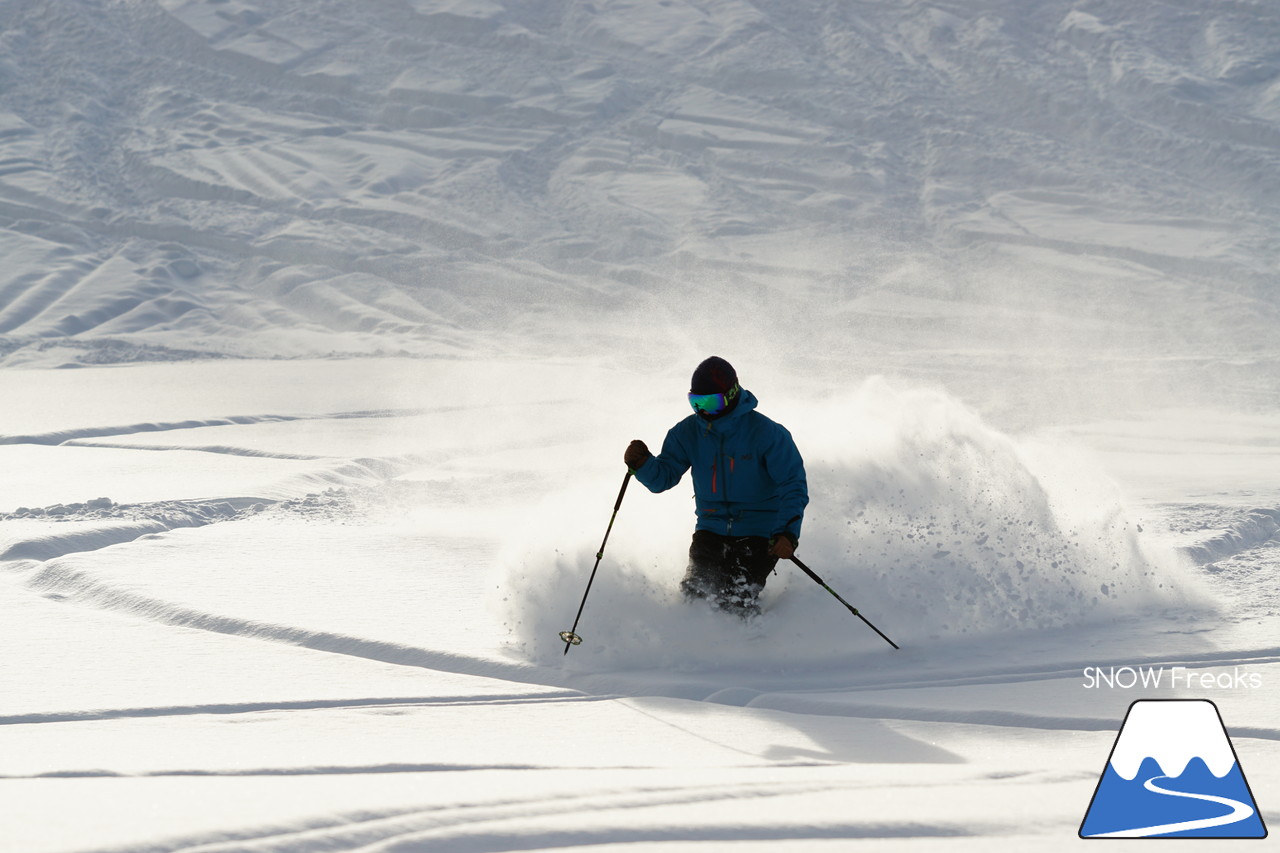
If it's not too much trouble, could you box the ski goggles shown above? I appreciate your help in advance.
[688,383,739,416]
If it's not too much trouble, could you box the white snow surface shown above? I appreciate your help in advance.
[3,0,1280,851]
[4,363,1278,853]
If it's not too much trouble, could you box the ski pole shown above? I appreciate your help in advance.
[560,470,632,655]
[788,556,899,650]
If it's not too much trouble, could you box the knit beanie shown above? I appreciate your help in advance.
[690,356,738,394]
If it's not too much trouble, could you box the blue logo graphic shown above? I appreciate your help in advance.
[1080,699,1267,838]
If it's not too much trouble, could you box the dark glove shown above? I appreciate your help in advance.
[768,532,797,559]
[624,439,651,471]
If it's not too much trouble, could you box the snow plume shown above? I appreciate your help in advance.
[795,379,1212,638]
[499,378,1211,670]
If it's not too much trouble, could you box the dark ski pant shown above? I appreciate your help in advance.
[681,530,778,617]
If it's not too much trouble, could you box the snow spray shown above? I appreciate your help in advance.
[498,378,1209,670]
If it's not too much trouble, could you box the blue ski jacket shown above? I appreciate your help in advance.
[634,389,808,542]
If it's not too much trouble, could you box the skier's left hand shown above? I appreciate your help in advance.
[769,535,795,560]
[624,439,651,471]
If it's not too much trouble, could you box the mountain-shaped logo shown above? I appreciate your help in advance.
[1080,699,1267,838]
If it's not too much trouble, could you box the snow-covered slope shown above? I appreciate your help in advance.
[1,0,1278,390]
[2,359,1278,852]
[3,2,1280,851]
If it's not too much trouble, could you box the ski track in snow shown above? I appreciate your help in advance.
[2,402,1276,733]
[81,781,979,852]
[0,407,428,446]
[2,383,1276,853]
[6,505,1279,739]
[0,692,598,730]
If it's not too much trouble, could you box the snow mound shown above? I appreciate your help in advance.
[1183,508,1280,565]
[500,379,1211,670]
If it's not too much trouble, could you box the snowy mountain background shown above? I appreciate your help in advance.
[2,1,1278,851]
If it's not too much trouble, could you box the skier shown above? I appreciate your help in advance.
[624,356,808,617]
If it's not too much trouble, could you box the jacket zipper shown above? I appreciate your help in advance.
[718,434,733,533]
[705,420,735,534]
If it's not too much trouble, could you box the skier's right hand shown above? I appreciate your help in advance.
[624,439,651,471]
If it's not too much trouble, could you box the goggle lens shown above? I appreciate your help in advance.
[688,384,738,415]
[688,392,726,414]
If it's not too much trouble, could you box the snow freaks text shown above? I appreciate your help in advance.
[1082,667,1264,690]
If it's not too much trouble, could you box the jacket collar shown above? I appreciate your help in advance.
[699,388,757,434]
